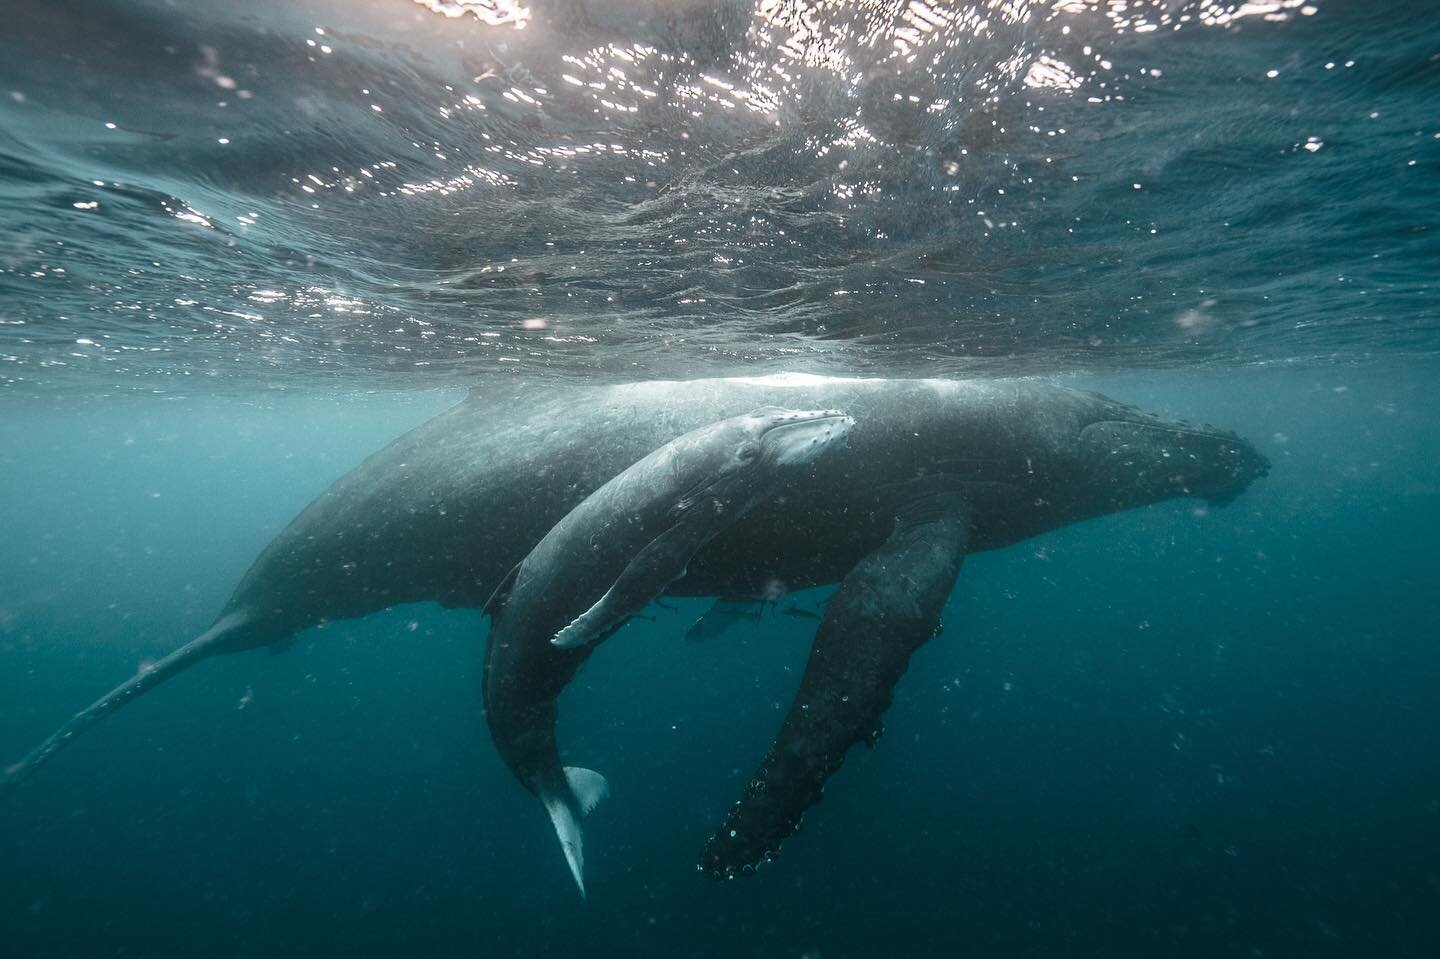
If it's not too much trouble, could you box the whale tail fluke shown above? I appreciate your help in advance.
[0,610,255,797]
[541,766,610,899]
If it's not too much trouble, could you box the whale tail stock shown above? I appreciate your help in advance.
[541,766,610,899]
[1,609,256,796]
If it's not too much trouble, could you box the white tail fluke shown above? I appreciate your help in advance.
[564,766,609,814]
[541,766,610,899]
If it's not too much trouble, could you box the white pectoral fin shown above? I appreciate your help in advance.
[551,523,705,649]
[552,586,621,649]
[543,767,610,899]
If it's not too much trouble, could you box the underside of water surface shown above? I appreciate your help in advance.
[0,0,1435,391]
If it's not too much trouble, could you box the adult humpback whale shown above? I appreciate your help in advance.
[2,375,1268,877]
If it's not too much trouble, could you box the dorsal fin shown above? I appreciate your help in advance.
[483,562,522,617]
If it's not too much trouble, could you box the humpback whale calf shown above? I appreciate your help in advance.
[1,375,1268,879]
[484,407,854,896]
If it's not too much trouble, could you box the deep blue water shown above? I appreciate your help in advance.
[3,368,1438,957]
[2,1,1439,957]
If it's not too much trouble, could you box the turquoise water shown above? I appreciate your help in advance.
[2,2,1438,957]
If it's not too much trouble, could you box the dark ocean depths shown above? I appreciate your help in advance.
[1,1,1438,957]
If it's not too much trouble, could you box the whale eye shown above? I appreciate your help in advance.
[738,442,761,463]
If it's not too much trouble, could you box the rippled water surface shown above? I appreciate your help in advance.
[2,0,1435,390]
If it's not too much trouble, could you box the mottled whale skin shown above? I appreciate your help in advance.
[484,406,854,896]
[2,375,1268,876]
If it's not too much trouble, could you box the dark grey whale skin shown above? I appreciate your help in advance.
[2,376,1269,873]
[219,376,1265,633]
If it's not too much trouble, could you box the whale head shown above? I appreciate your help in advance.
[1078,414,1270,508]
[738,407,855,469]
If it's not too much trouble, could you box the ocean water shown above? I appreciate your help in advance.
[1,1,1437,957]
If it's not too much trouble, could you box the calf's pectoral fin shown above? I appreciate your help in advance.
[552,514,714,650]
[698,491,972,878]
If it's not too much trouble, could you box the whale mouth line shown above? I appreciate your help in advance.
[1088,419,1267,465]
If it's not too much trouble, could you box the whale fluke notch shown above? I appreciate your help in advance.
[1,610,256,795]
[543,766,610,898]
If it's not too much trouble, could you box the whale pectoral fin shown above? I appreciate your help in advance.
[552,517,710,650]
[698,492,972,878]
[551,584,627,650]
[684,597,766,643]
